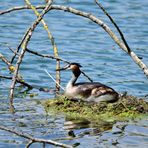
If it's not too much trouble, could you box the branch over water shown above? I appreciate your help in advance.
[0,126,73,148]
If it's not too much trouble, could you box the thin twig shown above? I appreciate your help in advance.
[8,47,20,56]
[26,48,93,82]
[95,0,131,53]
[0,52,16,73]
[44,69,65,91]
[10,29,30,64]
[0,75,33,89]
[0,75,52,92]
[0,51,91,91]
[0,126,73,148]
[26,48,69,63]
[0,5,44,15]
[0,53,11,67]
[26,140,34,148]
[81,71,93,82]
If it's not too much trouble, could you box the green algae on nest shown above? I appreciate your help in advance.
[44,95,148,122]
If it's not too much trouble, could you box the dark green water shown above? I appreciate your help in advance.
[0,0,148,147]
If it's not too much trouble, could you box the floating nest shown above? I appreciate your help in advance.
[44,95,148,123]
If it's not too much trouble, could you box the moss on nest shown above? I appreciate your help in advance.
[44,95,148,122]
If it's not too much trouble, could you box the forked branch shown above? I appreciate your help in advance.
[9,0,53,113]
[0,126,73,148]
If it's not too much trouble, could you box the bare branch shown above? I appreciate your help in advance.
[0,52,16,73]
[95,0,131,53]
[0,5,44,15]
[8,47,20,56]
[1,4,148,77]
[81,71,93,82]
[26,48,93,82]
[0,53,11,67]
[26,140,34,148]
[26,48,69,63]
[9,0,53,113]
[0,49,92,91]
[0,75,32,89]
[50,5,148,77]
[0,126,73,148]
[10,28,30,64]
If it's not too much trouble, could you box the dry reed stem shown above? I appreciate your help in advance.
[25,0,60,94]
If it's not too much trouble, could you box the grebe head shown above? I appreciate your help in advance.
[56,63,82,72]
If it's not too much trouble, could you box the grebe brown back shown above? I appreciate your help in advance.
[57,63,119,103]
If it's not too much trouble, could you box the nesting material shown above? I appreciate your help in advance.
[44,95,148,122]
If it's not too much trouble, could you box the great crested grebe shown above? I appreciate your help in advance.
[57,63,119,103]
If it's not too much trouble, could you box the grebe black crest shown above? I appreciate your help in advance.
[70,63,82,67]
[57,63,119,103]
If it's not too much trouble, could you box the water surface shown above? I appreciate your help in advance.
[0,0,148,147]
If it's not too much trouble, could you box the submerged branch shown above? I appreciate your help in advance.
[0,126,73,148]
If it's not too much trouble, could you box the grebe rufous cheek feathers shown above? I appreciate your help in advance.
[57,63,119,103]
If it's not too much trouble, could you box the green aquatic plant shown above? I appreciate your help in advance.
[44,95,148,123]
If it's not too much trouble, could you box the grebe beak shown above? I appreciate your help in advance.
[56,64,70,71]
[56,67,66,71]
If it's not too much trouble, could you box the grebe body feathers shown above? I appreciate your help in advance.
[57,63,119,103]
